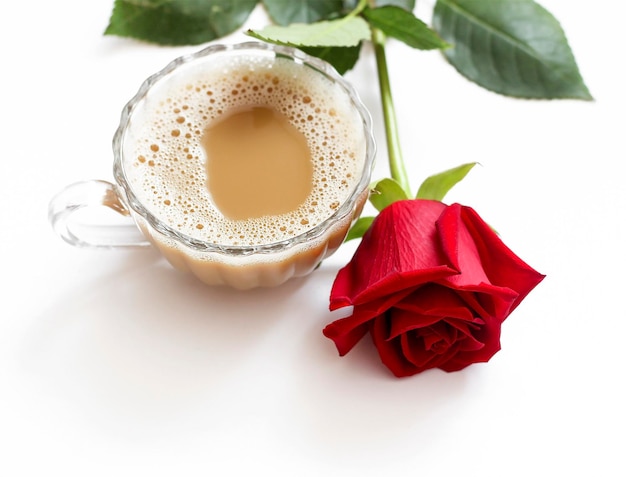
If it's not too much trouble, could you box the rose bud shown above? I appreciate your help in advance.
[324,199,545,377]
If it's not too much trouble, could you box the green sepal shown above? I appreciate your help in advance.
[416,162,477,201]
[345,216,376,241]
[369,178,410,212]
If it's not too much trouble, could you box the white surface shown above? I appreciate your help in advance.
[1,1,624,475]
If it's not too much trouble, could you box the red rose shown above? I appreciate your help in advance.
[323,199,545,377]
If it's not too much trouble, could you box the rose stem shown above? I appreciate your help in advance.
[371,27,412,197]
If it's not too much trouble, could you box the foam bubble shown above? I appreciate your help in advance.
[123,54,366,246]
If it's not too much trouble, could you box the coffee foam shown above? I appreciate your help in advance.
[122,54,366,246]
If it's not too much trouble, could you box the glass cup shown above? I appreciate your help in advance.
[48,42,375,289]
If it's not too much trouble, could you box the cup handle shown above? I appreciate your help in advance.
[48,180,150,249]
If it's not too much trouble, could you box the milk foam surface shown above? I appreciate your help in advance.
[122,54,366,246]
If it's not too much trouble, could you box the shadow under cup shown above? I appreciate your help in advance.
[49,42,376,289]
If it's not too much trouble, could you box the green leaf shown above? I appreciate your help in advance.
[432,0,593,100]
[344,0,416,10]
[263,0,345,25]
[104,0,259,46]
[247,16,371,47]
[300,44,362,74]
[369,178,410,212]
[378,0,416,9]
[363,6,449,50]
[345,216,376,241]
[416,162,477,201]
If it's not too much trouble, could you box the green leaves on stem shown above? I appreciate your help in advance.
[104,0,591,100]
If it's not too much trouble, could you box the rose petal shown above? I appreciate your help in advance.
[436,203,544,320]
[444,318,485,352]
[387,307,441,338]
[421,322,457,351]
[400,331,460,372]
[330,281,414,312]
[330,200,459,307]
[436,203,490,287]
[322,317,369,357]
[370,315,418,377]
[394,284,475,321]
[459,205,545,313]
[324,286,417,355]
[400,333,439,370]
[439,315,502,372]
[456,286,519,321]
[387,294,474,339]
[324,285,412,353]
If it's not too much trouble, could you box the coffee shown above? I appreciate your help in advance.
[203,105,313,221]
[122,53,366,247]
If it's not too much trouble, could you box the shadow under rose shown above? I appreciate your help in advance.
[274,272,484,464]
[293,355,480,465]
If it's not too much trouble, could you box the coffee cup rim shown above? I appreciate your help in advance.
[112,41,376,256]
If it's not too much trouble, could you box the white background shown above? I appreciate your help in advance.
[1,1,624,475]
